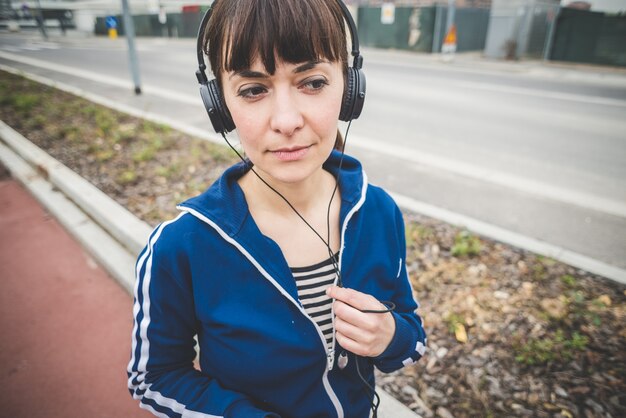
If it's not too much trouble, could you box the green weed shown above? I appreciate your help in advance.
[80,104,99,117]
[405,223,435,247]
[59,125,81,141]
[141,119,170,135]
[12,94,40,113]
[149,137,165,150]
[31,114,47,129]
[155,163,181,179]
[95,149,115,162]
[116,170,137,185]
[95,111,116,135]
[444,312,464,334]
[537,255,557,266]
[531,262,547,281]
[560,274,576,287]
[113,124,136,143]
[451,230,481,257]
[567,290,605,327]
[514,329,589,366]
[133,147,156,162]
[190,144,203,159]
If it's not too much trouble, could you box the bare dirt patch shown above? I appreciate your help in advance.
[1,70,624,418]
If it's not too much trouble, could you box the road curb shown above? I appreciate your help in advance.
[389,192,626,285]
[0,135,137,294]
[0,121,152,257]
[0,120,423,418]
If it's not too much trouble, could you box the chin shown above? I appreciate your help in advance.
[268,165,318,184]
[260,157,323,184]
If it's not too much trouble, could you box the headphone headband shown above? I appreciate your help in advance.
[195,8,212,85]
[335,0,363,69]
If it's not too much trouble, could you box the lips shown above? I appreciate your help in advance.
[270,145,311,162]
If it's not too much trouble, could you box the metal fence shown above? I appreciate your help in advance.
[484,0,559,60]
[550,8,626,67]
[357,5,490,53]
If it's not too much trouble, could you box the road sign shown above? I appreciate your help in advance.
[105,16,117,29]
[106,16,118,39]
[381,3,395,24]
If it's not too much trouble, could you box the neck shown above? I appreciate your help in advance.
[241,166,335,217]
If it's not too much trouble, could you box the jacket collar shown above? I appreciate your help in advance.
[178,150,364,239]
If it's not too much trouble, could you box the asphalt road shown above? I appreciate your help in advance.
[1,30,625,272]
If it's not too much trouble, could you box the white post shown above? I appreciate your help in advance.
[121,0,142,95]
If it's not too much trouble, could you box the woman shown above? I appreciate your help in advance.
[128,1,426,417]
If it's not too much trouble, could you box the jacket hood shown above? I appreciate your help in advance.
[178,150,364,239]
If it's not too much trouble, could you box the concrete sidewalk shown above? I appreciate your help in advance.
[0,168,151,417]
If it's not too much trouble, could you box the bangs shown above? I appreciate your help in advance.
[206,0,348,81]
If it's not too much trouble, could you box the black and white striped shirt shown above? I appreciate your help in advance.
[290,254,338,351]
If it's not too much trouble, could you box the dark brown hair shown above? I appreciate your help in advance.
[203,0,349,87]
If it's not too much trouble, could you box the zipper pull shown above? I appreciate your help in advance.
[327,349,335,371]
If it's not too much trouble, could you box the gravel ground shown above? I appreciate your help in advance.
[2,70,625,418]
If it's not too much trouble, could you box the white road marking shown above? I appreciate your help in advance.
[351,134,626,219]
[0,51,198,105]
[1,46,22,52]
[443,78,626,107]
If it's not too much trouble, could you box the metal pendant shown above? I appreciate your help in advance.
[338,351,349,370]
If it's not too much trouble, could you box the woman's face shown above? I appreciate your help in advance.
[221,57,344,186]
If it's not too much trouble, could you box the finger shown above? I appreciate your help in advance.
[333,299,376,330]
[336,332,371,357]
[326,286,382,312]
[335,316,373,345]
[335,329,368,357]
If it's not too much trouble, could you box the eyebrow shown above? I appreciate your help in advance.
[293,60,323,74]
[230,70,267,80]
[230,60,325,80]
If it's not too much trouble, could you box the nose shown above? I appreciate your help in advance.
[269,89,304,137]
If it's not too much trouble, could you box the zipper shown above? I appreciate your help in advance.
[327,348,335,371]
[327,173,369,372]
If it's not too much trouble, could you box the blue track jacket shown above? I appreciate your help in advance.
[128,151,427,417]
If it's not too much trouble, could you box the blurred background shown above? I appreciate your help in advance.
[1,0,625,65]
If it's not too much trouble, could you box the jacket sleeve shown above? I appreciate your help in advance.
[127,224,280,418]
[372,205,427,373]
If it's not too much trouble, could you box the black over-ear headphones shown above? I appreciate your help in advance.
[195,0,366,134]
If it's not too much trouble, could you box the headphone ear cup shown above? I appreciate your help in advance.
[199,80,236,134]
[339,68,355,122]
[339,67,366,122]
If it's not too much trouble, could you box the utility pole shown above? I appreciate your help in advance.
[121,0,142,94]
[34,0,48,40]
[441,0,457,61]
[446,0,456,36]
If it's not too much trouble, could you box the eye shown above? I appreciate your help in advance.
[237,85,268,100]
[301,77,329,93]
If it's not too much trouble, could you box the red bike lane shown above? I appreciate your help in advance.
[0,175,152,417]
